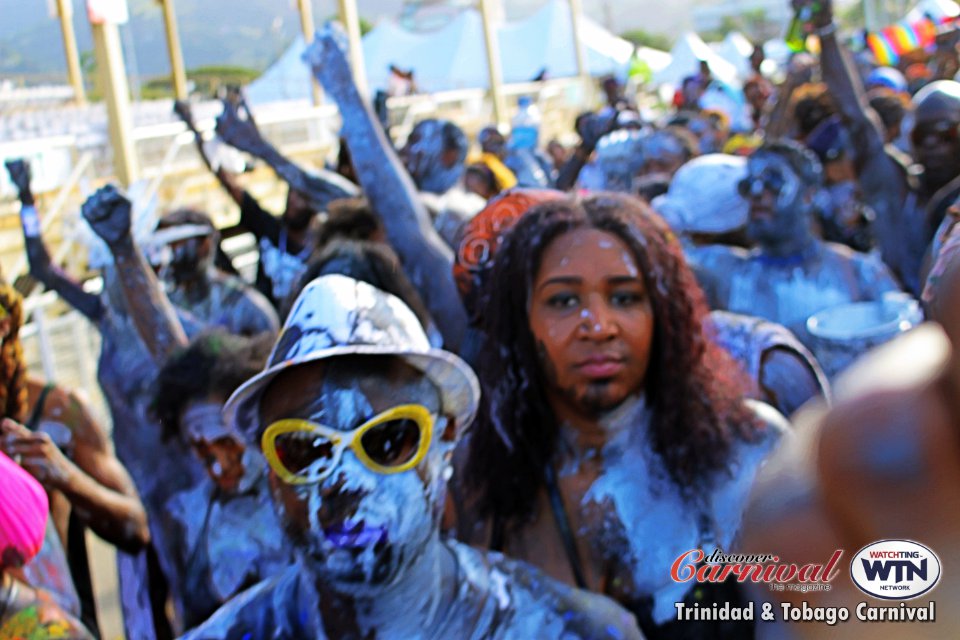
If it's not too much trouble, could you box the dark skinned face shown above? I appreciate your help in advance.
[258,357,449,588]
[528,228,654,423]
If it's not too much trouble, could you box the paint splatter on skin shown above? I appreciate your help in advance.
[185,355,641,639]
[573,396,785,624]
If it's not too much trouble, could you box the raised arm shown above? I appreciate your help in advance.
[174,100,245,205]
[555,113,614,192]
[214,100,359,212]
[4,160,103,322]
[303,27,468,350]
[764,55,814,139]
[806,0,899,180]
[80,186,188,363]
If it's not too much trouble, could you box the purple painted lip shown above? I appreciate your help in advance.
[323,522,388,549]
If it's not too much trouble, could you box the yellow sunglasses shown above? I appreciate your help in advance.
[261,404,433,485]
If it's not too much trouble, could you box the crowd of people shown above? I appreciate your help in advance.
[1,0,959,637]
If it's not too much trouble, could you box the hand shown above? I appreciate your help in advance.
[579,113,618,151]
[791,0,832,28]
[1,418,74,489]
[173,100,196,128]
[81,185,132,246]
[301,24,354,96]
[215,100,266,155]
[4,159,33,199]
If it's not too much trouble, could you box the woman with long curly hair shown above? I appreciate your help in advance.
[0,280,149,635]
[461,193,788,638]
[0,283,29,424]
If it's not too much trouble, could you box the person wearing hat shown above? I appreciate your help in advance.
[693,140,902,372]
[812,0,960,295]
[183,275,642,639]
[653,154,831,416]
[150,208,279,338]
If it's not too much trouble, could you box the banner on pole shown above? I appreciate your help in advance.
[87,0,129,25]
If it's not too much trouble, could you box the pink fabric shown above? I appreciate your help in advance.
[0,449,49,568]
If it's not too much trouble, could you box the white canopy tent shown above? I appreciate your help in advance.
[713,31,754,79]
[246,0,635,104]
[653,31,742,89]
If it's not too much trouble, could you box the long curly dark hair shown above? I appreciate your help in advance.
[463,193,761,530]
[0,283,28,423]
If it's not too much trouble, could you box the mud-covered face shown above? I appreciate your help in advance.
[740,152,809,247]
[400,121,461,194]
[911,115,960,192]
[258,357,449,590]
[168,236,211,283]
[182,400,247,493]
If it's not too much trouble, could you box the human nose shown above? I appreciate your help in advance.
[577,296,618,340]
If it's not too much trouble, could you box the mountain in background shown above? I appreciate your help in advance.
[0,0,694,84]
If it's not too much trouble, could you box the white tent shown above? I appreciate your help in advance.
[635,46,672,75]
[498,0,634,82]
[246,0,634,104]
[713,31,754,78]
[365,10,490,92]
[652,32,741,89]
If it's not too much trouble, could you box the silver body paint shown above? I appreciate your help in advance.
[405,120,463,196]
[572,395,787,624]
[193,272,638,638]
[164,465,292,627]
[690,241,903,375]
[182,535,641,639]
[163,267,279,337]
[707,310,830,403]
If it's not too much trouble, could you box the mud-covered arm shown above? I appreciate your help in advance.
[80,186,188,364]
[174,100,246,206]
[303,27,468,350]
[808,1,902,188]
[555,113,615,192]
[5,160,103,322]
[764,55,813,139]
[215,100,359,212]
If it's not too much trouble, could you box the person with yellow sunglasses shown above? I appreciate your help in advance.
[183,272,641,639]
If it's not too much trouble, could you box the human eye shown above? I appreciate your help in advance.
[546,292,579,309]
[610,289,646,307]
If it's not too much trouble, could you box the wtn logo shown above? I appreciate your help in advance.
[851,540,941,600]
[861,558,927,583]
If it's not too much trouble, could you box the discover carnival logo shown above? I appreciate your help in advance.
[850,540,942,600]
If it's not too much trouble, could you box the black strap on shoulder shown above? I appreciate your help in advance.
[25,382,55,431]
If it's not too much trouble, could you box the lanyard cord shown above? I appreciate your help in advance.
[543,463,588,590]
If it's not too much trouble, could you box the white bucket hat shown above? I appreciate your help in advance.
[223,274,480,441]
[652,153,748,235]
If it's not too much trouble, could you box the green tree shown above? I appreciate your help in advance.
[620,29,672,51]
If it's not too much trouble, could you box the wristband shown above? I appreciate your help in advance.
[21,205,41,238]
[814,22,837,37]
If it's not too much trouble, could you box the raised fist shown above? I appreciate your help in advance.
[4,159,32,195]
[81,185,132,247]
[302,23,354,96]
[173,100,196,128]
[215,100,264,155]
